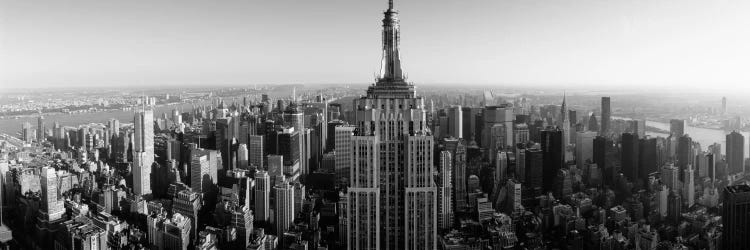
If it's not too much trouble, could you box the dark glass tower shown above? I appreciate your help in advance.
[541,128,563,192]
[723,185,750,250]
[621,133,639,182]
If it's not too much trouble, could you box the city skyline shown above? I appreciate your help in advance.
[3,0,750,91]
[0,0,748,249]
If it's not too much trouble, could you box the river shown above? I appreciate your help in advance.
[617,118,749,159]
[0,101,210,135]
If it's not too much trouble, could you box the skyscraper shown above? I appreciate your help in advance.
[723,184,750,250]
[347,135,380,250]
[638,137,658,179]
[37,116,45,142]
[404,135,437,250]
[492,151,508,203]
[560,95,570,148]
[447,105,463,139]
[334,125,355,186]
[683,166,695,207]
[237,143,248,169]
[600,97,611,136]
[588,113,599,132]
[254,171,271,223]
[349,1,436,248]
[525,148,544,197]
[437,151,453,231]
[482,105,514,150]
[629,120,646,138]
[621,133,639,182]
[726,131,744,174]
[274,179,294,248]
[444,138,467,213]
[593,136,611,185]
[722,96,728,115]
[40,166,64,222]
[575,131,596,170]
[248,135,264,170]
[541,128,563,192]
[191,149,219,203]
[676,135,694,172]
[134,106,154,196]
[669,119,686,137]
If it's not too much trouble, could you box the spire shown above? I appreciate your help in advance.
[560,92,569,126]
[377,0,405,85]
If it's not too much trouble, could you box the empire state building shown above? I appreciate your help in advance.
[347,1,437,249]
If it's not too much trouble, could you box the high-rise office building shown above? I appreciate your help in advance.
[629,120,646,138]
[191,149,219,203]
[108,118,120,138]
[707,153,716,182]
[588,113,599,132]
[514,123,530,145]
[525,148,544,197]
[560,95,570,148]
[492,151,508,203]
[621,133,639,182]
[600,97,611,136]
[676,135,693,171]
[722,96,728,115]
[237,143,248,170]
[347,135,380,250]
[506,179,522,214]
[575,131,596,170]
[593,136,611,185]
[134,107,154,196]
[670,119,686,137]
[172,186,202,242]
[482,105,514,150]
[326,120,345,151]
[37,116,45,142]
[248,135,264,170]
[404,135,437,250]
[726,131,744,174]
[661,164,680,191]
[444,138,467,213]
[254,171,271,223]
[274,179,294,248]
[667,190,681,223]
[40,166,64,221]
[348,1,435,248]
[447,105,463,139]
[723,184,750,250]
[437,151,453,231]
[639,137,658,179]
[335,125,355,186]
[683,166,695,207]
[461,107,480,142]
[541,128,563,192]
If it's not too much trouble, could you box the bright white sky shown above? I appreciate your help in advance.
[1,0,749,91]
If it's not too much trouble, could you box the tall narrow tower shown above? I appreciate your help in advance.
[560,94,570,147]
[349,1,436,249]
[133,102,154,197]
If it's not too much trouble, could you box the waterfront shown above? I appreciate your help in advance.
[0,101,208,135]
[628,118,750,159]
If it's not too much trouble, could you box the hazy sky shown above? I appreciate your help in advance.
[1,0,750,91]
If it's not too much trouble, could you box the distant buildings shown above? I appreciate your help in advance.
[726,131,744,174]
[600,97,611,136]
